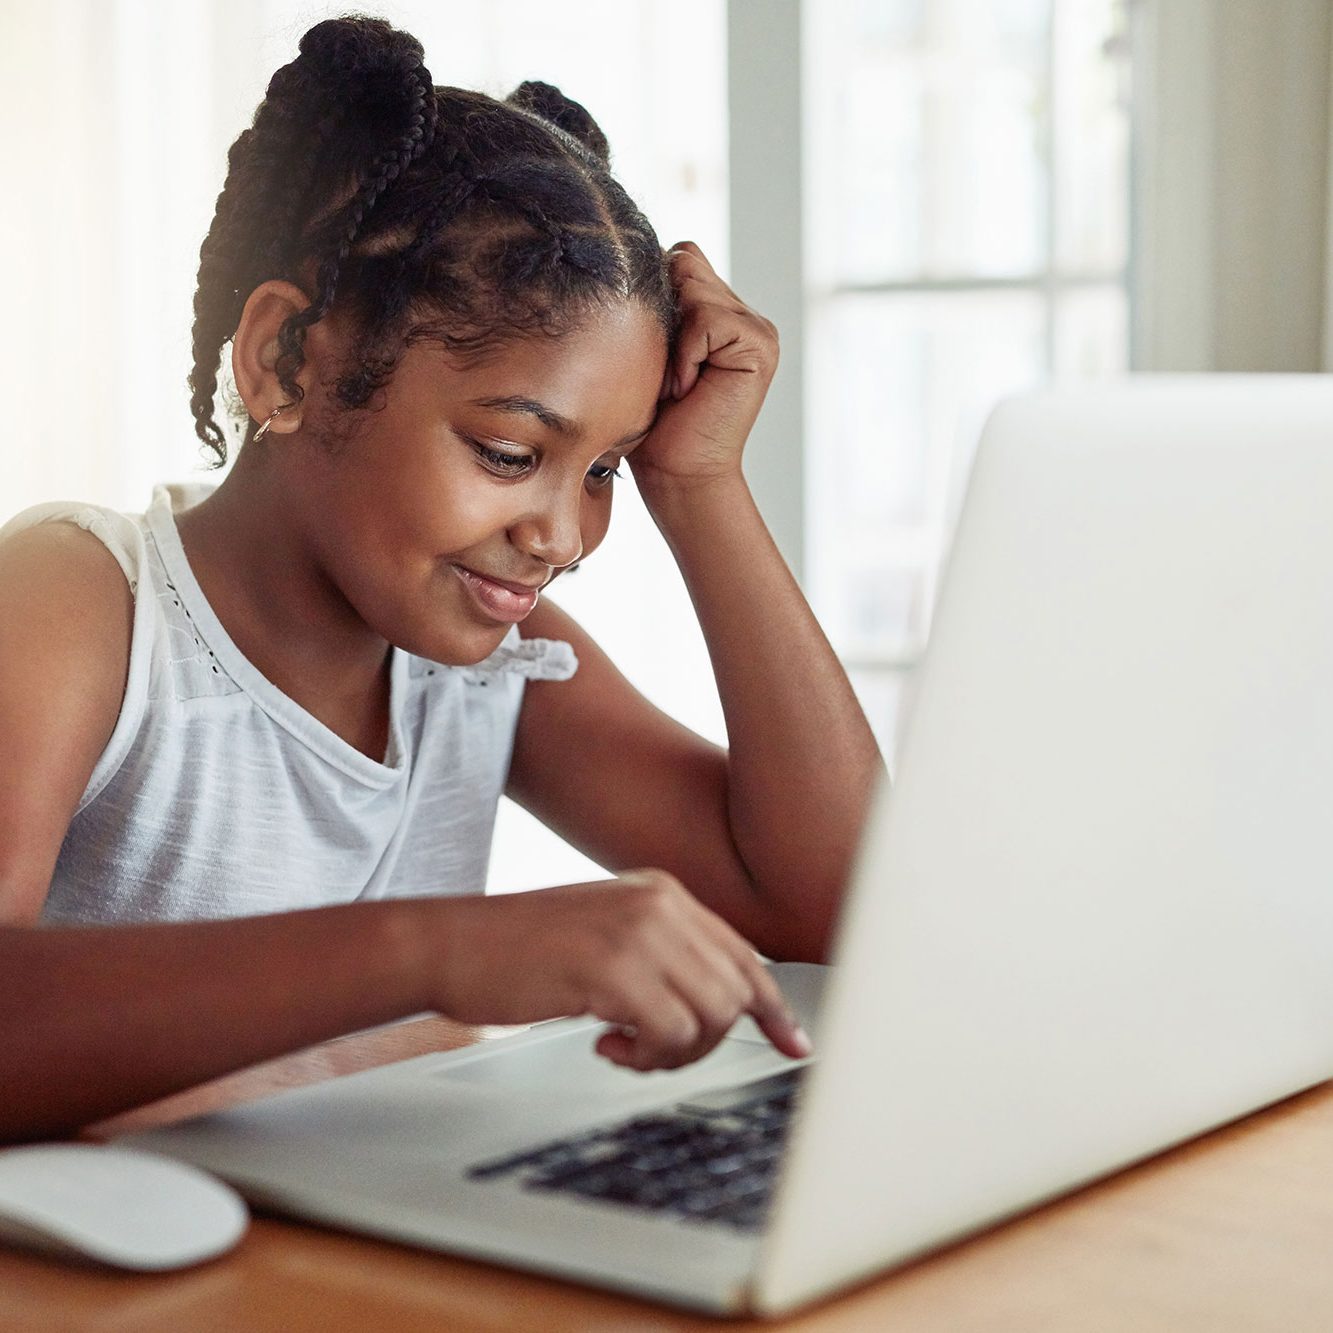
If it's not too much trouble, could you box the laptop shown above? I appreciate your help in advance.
[122,376,1333,1317]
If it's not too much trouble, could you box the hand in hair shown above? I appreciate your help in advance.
[629,241,781,495]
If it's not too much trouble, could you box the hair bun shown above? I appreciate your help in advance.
[507,80,610,166]
[295,17,434,134]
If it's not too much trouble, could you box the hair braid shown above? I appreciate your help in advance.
[272,58,437,412]
[399,128,476,267]
[188,17,677,464]
[188,126,296,462]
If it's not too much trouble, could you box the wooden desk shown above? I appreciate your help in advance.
[2,1019,1332,1331]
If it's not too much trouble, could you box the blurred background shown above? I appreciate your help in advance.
[2,0,1330,890]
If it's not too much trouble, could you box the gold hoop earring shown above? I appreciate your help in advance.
[253,405,290,442]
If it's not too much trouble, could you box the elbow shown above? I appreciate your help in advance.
[749,879,846,964]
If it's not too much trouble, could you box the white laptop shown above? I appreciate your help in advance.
[123,376,1333,1317]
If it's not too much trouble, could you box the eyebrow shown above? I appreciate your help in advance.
[469,395,655,448]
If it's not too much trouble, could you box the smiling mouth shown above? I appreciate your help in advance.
[450,565,542,623]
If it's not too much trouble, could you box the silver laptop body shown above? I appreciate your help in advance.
[124,376,1333,1317]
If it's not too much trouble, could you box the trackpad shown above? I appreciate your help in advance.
[433,963,827,1099]
[436,1024,787,1100]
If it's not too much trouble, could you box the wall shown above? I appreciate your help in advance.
[1133,0,1332,372]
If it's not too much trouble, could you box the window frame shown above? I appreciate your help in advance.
[728,0,1136,677]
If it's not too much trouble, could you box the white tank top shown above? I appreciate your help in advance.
[1,484,577,923]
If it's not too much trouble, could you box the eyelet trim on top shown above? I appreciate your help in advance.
[456,635,578,684]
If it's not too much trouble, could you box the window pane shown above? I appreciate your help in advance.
[806,0,1052,286]
[807,290,1047,655]
[1053,0,1132,271]
[1054,284,1129,376]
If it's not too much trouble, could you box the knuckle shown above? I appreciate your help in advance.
[624,866,681,892]
[703,978,744,1030]
[615,870,684,927]
[753,322,780,361]
[731,972,758,1016]
[638,868,685,906]
[668,1009,701,1050]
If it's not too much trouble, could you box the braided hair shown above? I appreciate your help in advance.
[189,16,677,465]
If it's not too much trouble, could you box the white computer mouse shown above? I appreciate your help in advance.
[0,1143,249,1270]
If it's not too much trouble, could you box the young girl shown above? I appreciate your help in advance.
[0,16,881,1142]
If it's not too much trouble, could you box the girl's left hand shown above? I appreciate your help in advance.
[630,241,780,493]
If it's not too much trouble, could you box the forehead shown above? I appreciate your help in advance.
[426,302,667,439]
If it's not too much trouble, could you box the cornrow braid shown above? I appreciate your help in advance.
[271,52,438,409]
[189,16,677,465]
[397,127,477,269]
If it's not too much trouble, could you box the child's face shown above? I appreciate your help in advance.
[292,299,668,665]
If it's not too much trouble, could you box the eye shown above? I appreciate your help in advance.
[587,460,623,488]
[466,436,534,478]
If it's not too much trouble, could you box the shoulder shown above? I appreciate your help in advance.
[0,509,137,744]
[0,509,140,921]
[0,510,137,643]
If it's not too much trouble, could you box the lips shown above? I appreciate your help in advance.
[451,564,542,623]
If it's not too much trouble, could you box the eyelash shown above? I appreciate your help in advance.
[587,461,623,486]
[472,441,532,476]
[467,438,622,487]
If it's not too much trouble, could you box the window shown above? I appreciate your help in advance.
[803,0,1134,761]
[1,1,1134,890]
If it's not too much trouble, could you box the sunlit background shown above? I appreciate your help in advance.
[3,0,1332,892]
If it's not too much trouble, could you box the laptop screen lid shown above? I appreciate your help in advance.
[753,377,1333,1315]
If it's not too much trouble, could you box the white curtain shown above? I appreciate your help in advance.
[1,1,274,515]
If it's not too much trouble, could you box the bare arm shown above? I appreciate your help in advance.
[635,247,884,957]
[642,473,882,956]
[509,244,883,962]
[0,527,443,1140]
[0,524,132,924]
[0,521,807,1144]
[0,904,431,1142]
[0,873,808,1144]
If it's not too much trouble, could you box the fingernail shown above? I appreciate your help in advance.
[791,1024,813,1056]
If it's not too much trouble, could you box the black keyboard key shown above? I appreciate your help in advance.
[466,1065,810,1233]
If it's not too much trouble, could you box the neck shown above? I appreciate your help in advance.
[174,447,392,710]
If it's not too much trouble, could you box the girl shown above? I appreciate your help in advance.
[0,16,881,1142]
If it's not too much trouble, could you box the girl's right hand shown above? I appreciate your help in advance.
[426,870,812,1071]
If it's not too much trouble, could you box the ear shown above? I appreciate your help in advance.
[230,280,327,439]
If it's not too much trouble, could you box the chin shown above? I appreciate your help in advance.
[399,623,510,668]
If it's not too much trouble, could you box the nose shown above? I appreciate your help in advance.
[508,481,585,571]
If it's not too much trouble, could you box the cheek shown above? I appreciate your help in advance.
[381,459,506,556]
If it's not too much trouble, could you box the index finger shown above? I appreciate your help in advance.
[737,950,814,1060]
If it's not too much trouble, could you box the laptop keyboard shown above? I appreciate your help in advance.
[466,1066,807,1233]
